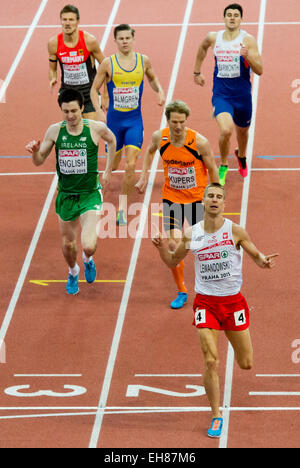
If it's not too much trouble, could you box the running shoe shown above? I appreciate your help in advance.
[116,210,127,226]
[84,258,97,284]
[66,273,79,295]
[208,417,223,438]
[234,149,248,178]
[170,292,188,309]
[218,165,228,186]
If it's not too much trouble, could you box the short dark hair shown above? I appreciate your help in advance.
[224,3,243,18]
[58,89,84,108]
[114,24,135,39]
[60,4,80,20]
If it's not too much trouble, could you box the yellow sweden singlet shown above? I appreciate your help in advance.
[108,53,144,113]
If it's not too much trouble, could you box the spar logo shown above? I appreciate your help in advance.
[198,250,229,261]
[198,252,221,261]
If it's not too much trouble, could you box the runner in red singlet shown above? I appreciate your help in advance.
[48,4,106,121]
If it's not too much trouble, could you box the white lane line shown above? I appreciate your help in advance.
[88,0,195,449]
[256,374,300,377]
[0,0,48,103]
[99,0,121,51]
[0,405,299,421]
[250,392,300,396]
[1,21,300,29]
[14,374,82,377]
[1,167,300,176]
[0,175,58,344]
[219,0,268,449]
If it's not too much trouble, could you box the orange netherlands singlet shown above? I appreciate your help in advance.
[160,128,207,204]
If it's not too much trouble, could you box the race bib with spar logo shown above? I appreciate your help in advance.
[197,249,232,281]
[168,166,197,190]
[113,86,140,110]
[216,47,241,78]
[59,149,88,175]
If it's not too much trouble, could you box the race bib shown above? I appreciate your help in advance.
[216,50,241,78]
[113,86,139,110]
[59,149,87,175]
[198,250,232,281]
[168,166,196,190]
[63,63,89,86]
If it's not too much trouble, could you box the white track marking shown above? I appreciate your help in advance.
[88,0,195,449]
[219,0,268,449]
[0,0,48,103]
[1,21,300,29]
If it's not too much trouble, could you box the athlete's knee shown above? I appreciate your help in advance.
[82,240,97,258]
[220,127,233,139]
[237,355,253,370]
[62,237,77,252]
[205,354,220,374]
[125,159,138,174]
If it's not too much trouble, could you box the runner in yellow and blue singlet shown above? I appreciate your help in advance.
[90,24,165,225]
[107,52,145,154]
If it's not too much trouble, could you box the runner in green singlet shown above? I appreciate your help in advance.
[26,89,116,295]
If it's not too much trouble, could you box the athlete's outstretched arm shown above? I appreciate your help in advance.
[233,224,278,268]
[26,124,59,166]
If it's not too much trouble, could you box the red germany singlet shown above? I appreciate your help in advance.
[57,30,96,99]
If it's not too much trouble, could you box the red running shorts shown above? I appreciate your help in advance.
[193,292,250,331]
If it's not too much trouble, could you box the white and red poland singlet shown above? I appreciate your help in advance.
[190,218,243,296]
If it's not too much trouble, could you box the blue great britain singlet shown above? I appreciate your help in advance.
[213,30,251,97]
[107,53,144,118]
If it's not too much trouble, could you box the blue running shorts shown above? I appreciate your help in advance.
[107,112,144,153]
[212,93,252,128]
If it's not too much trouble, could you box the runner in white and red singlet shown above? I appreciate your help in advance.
[152,183,278,439]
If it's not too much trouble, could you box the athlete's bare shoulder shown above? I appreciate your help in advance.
[205,31,218,47]
[48,34,58,54]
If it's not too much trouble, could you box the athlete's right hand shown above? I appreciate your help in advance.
[49,78,57,92]
[194,73,205,86]
[135,176,148,194]
[152,231,163,248]
[26,140,41,154]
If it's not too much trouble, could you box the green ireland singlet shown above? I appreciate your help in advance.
[55,119,101,193]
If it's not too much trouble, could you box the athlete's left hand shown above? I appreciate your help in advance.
[240,43,249,58]
[261,253,279,269]
[157,90,166,106]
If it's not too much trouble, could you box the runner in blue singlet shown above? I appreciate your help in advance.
[193,3,263,185]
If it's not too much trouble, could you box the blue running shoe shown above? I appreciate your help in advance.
[66,273,79,295]
[170,292,188,309]
[84,259,97,284]
[116,210,127,226]
[207,418,223,438]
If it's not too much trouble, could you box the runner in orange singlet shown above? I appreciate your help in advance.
[136,100,219,309]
